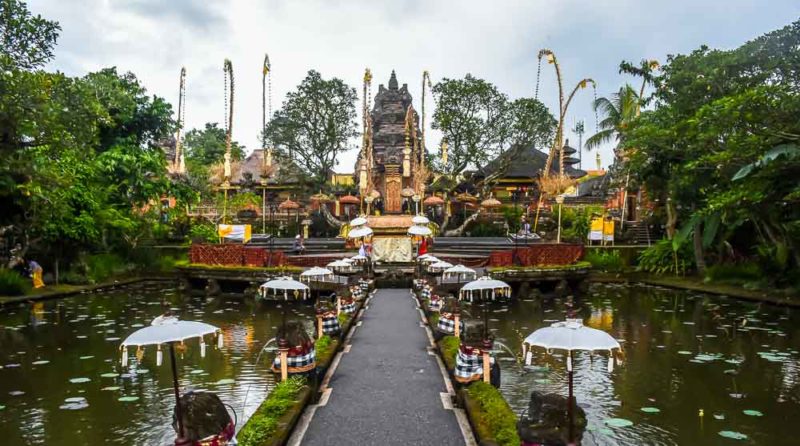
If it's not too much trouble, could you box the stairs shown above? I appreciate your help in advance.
[625,221,652,246]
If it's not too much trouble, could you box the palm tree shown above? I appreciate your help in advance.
[584,83,641,152]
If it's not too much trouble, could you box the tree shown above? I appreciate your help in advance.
[183,122,245,168]
[265,70,358,186]
[507,98,556,149]
[0,0,61,70]
[431,74,512,179]
[584,84,640,151]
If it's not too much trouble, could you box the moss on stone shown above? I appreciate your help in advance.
[236,377,307,446]
[439,335,459,371]
[464,381,521,446]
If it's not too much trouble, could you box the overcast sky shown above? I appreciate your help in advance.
[32,0,800,172]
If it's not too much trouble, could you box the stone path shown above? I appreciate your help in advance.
[297,288,469,445]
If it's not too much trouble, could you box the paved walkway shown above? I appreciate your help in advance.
[299,289,467,446]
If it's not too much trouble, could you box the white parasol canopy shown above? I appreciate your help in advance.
[419,255,439,264]
[348,226,373,238]
[350,216,368,227]
[120,316,224,440]
[412,215,430,225]
[522,318,623,444]
[351,254,368,261]
[427,260,453,273]
[443,264,478,281]
[459,276,512,302]
[417,253,434,260]
[259,276,310,300]
[524,319,621,353]
[300,267,335,283]
[408,225,432,236]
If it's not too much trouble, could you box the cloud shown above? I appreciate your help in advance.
[30,0,800,172]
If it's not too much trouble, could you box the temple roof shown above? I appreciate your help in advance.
[474,145,586,180]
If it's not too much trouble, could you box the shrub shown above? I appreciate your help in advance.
[637,239,694,275]
[0,269,31,296]
[189,223,219,243]
[466,381,521,446]
[84,253,130,283]
[315,335,335,365]
[705,262,763,285]
[237,376,306,446]
[585,249,624,272]
[337,312,350,327]
[439,335,460,370]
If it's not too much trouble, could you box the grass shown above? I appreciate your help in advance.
[585,249,625,272]
[237,377,307,446]
[183,264,303,274]
[704,262,763,285]
[337,312,350,327]
[429,312,440,328]
[487,261,592,273]
[465,381,521,446]
[439,335,460,371]
[315,335,336,366]
[0,269,31,296]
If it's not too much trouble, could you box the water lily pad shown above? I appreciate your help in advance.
[604,418,634,428]
[101,373,119,378]
[0,405,5,410]
[641,407,661,413]
[190,369,205,375]
[79,355,94,360]
[719,431,748,440]
[215,378,235,385]
[64,397,85,403]
[32,360,49,365]
[713,413,725,420]
[743,409,763,417]
[135,369,149,374]
[118,396,139,402]
[678,351,692,355]
[60,397,89,410]
[9,390,24,396]
[69,377,91,384]
[101,386,120,391]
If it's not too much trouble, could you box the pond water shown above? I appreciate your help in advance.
[0,282,316,445]
[487,283,800,445]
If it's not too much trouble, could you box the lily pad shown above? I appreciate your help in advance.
[118,396,139,402]
[190,369,205,375]
[640,407,661,413]
[215,378,235,385]
[69,377,91,384]
[713,413,725,420]
[101,386,120,391]
[719,431,748,440]
[743,409,763,417]
[60,397,89,410]
[79,355,94,360]
[678,351,692,355]
[604,418,634,428]
[135,369,149,374]
[101,373,119,378]
[32,360,50,365]
[0,405,5,410]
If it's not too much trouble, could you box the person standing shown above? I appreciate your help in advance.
[29,260,44,289]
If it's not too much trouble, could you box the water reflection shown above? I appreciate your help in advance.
[0,282,315,445]
[486,283,800,445]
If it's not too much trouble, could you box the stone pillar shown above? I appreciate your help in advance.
[453,309,461,338]
[278,338,289,382]
[316,311,324,339]
[482,339,492,384]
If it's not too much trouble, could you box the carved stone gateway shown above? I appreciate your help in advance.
[356,70,424,214]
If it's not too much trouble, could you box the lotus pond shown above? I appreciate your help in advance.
[0,282,316,445]
[487,283,799,445]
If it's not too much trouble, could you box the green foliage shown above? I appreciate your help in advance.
[265,70,358,186]
[638,239,693,275]
[439,335,460,371]
[0,0,61,70]
[315,335,335,366]
[704,262,763,285]
[0,269,31,296]
[465,381,521,446]
[236,377,306,446]
[227,192,261,214]
[586,250,625,272]
[188,222,218,243]
[560,207,593,243]
[183,122,245,167]
[83,253,130,283]
[466,220,506,237]
[501,206,524,233]
[337,312,349,327]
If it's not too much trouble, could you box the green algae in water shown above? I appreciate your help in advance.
[719,431,748,440]
[604,418,634,428]
[641,407,661,413]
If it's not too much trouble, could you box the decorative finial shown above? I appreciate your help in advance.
[389,70,398,90]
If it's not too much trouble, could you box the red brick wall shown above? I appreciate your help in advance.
[189,244,287,267]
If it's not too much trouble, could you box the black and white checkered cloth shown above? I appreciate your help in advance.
[341,299,356,314]
[428,297,442,312]
[272,347,316,374]
[321,314,341,335]
[454,346,494,383]
[436,312,465,335]
[359,280,370,293]
[420,287,432,300]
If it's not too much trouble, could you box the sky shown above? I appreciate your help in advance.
[32,0,800,173]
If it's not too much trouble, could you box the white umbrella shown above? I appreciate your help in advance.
[300,267,335,283]
[259,276,310,300]
[327,259,357,274]
[348,226,373,238]
[427,260,453,273]
[350,216,368,227]
[459,276,511,302]
[350,254,368,261]
[523,319,623,444]
[419,255,439,264]
[120,316,223,441]
[443,264,477,282]
[412,215,430,225]
[408,225,432,236]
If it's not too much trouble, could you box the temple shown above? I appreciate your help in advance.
[355,70,427,215]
